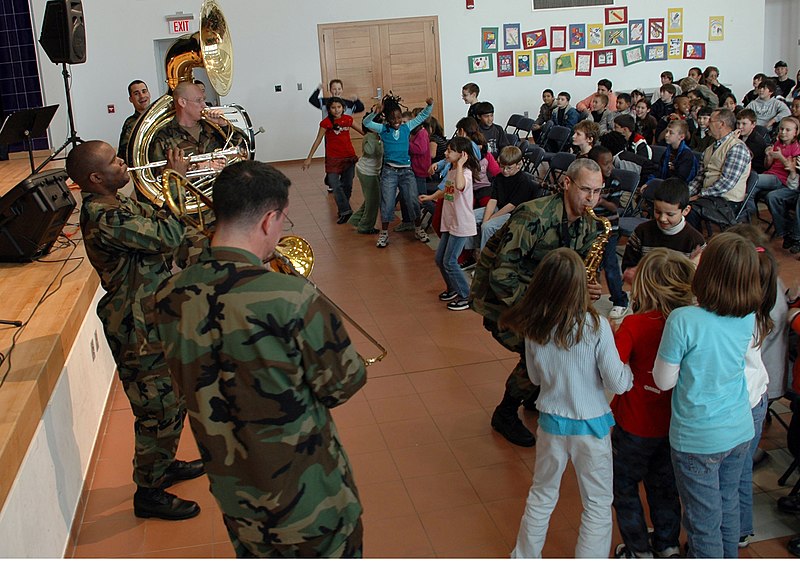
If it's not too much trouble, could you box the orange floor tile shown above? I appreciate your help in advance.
[65,159,800,558]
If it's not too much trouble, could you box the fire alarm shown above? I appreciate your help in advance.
[107,104,115,114]
[466,0,474,8]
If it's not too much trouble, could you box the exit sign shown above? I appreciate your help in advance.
[169,18,191,34]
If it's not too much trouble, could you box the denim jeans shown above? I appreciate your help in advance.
[601,231,627,307]
[766,186,800,240]
[739,393,768,537]
[612,427,681,554]
[380,165,419,224]
[434,232,470,299]
[671,440,750,558]
[326,165,355,217]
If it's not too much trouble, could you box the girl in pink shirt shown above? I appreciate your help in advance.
[420,136,479,311]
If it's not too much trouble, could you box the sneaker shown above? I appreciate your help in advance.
[738,535,754,548]
[376,231,389,248]
[446,298,470,311]
[788,536,800,557]
[414,227,430,243]
[394,222,415,232]
[609,305,629,320]
[438,290,458,301]
[791,243,800,255]
[615,543,653,558]
[654,546,680,558]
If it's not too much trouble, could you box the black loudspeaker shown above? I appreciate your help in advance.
[39,0,86,65]
[0,169,76,262]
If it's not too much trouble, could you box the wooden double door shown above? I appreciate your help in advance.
[318,16,443,153]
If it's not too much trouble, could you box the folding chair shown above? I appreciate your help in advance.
[505,114,525,135]
[701,170,759,236]
[521,145,545,176]
[515,117,537,141]
[650,145,667,167]
[516,139,530,154]
[540,152,575,190]
[613,168,647,237]
[541,125,572,158]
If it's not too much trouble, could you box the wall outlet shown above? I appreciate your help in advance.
[274,85,282,92]
[297,82,303,91]
[523,111,529,118]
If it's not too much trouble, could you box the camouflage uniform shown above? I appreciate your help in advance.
[80,192,203,488]
[149,116,232,165]
[471,193,601,401]
[117,111,141,160]
[153,246,367,558]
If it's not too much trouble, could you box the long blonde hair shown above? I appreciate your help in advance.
[631,248,695,317]
[499,248,599,349]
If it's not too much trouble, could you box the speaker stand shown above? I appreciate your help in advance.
[35,64,84,174]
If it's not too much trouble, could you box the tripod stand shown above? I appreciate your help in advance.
[35,63,84,174]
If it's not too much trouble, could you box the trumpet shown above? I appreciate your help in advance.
[127,147,244,173]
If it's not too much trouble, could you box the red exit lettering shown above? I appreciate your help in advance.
[170,19,190,34]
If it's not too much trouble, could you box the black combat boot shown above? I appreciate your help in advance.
[160,459,205,488]
[133,486,201,520]
[491,392,535,447]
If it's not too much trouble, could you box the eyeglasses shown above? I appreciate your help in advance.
[271,210,294,233]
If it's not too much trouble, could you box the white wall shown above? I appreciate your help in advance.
[31,0,767,164]
[764,0,800,75]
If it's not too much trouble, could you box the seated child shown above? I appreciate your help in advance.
[658,120,698,183]
[531,89,556,141]
[590,93,615,135]
[572,119,600,158]
[615,93,634,118]
[746,78,791,129]
[688,107,715,152]
[473,101,510,156]
[613,114,652,160]
[650,84,676,124]
[737,109,770,173]
[657,95,692,143]
[553,91,579,132]
[621,177,706,282]
[763,117,800,252]
[633,99,658,145]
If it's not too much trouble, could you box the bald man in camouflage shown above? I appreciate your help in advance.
[152,160,367,558]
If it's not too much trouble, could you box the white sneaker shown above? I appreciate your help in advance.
[376,231,389,248]
[609,305,629,320]
[414,227,430,243]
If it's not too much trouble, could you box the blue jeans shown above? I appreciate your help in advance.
[435,232,470,299]
[601,232,627,307]
[739,393,768,537]
[380,165,419,224]
[326,165,355,217]
[766,186,800,240]
[671,440,750,558]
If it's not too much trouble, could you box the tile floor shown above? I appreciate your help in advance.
[63,159,800,558]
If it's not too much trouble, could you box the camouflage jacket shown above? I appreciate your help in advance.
[80,192,204,355]
[153,246,366,546]
[117,111,141,160]
[471,193,602,325]
[149,116,233,164]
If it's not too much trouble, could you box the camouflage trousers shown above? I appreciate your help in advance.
[227,515,364,558]
[483,317,538,403]
[117,348,186,488]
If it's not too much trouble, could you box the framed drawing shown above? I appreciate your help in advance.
[551,26,567,52]
[503,23,521,49]
[522,29,547,49]
[497,51,514,77]
[468,53,493,73]
[516,50,533,76]
[648,18,664,43]
[668,8,683,33]
[575,51,592,76]
[587,24,603,49]
[534,49,551,75]
[555,52,575,73]
[667,35,682,60]
[604,6,627,26]
[569,24,586,49]
[621,45,644,66]
[481,27,499,52]
[605,27,627,47]
[684,42,706,60]
[629,19,644,45]
[594,48,616,68]
[645,44,667,62]
[709,17,724,41]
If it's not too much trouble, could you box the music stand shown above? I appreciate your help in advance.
[0,105,59,174]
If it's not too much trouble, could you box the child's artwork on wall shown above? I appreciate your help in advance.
[569,24,586,49]
[594,48,616,68]
[604,7,627,25]
[516,50,533,76]
[708,17,724,41]
[522,29,547,49]
[468,53,493,73]
[503,23,521,49]
[645,44,667,61]
[648,18,664,43]
[629,20,644,45]
[667,8,683,33]
[575,51,592,76]
[667,35,682,60]
[621,45,644,66]
[605,27,628,47]
[555,52,575,73]
[550,26,567,52]
[534,49,551,74]
[587,24,603,49]
[481,27,498,52]
[684,42,705,60]
[497,51,514,77]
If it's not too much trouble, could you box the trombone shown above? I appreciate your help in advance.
[128,147,244,174]
[161,169,388,366]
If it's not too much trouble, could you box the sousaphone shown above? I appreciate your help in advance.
[127,0,255,210]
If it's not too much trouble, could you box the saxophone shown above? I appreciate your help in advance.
[583,207,612,284]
